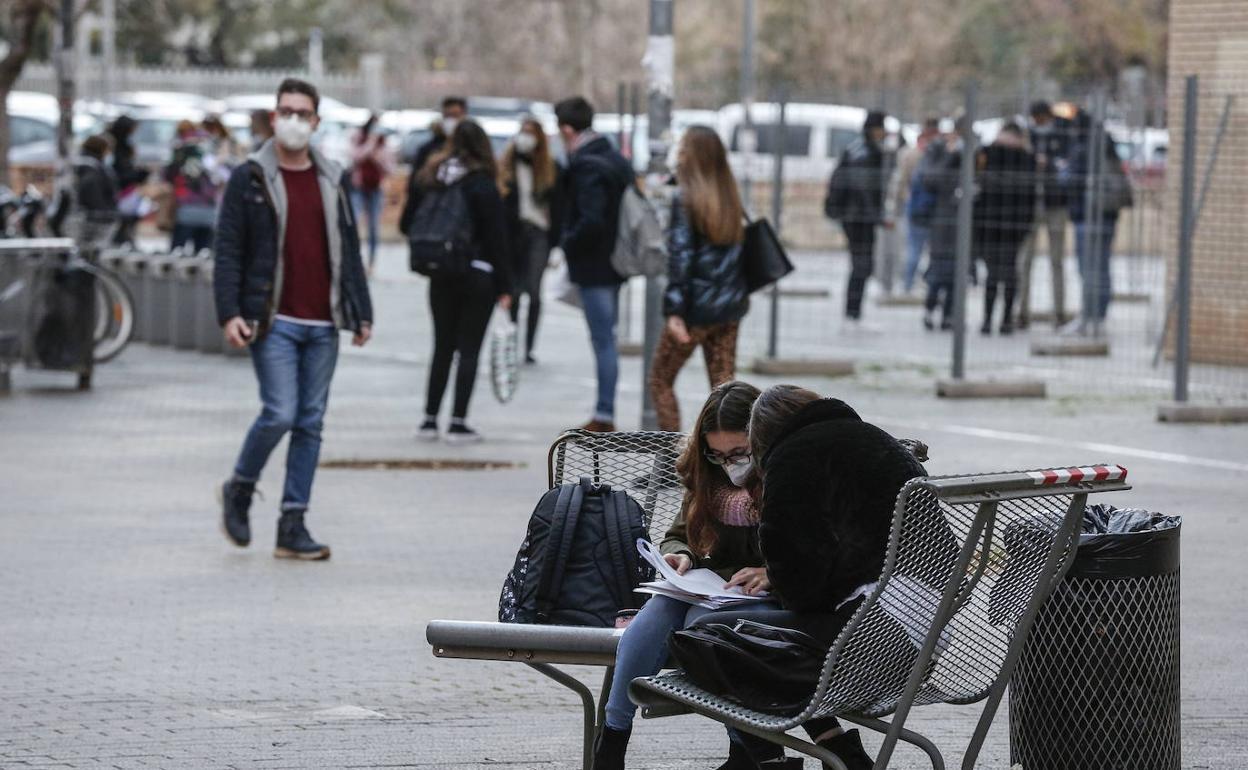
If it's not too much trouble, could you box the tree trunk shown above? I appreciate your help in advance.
[0,0,49,189]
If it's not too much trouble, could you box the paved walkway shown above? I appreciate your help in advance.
[2,244,1246,768]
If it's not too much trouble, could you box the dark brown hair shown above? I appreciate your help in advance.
[500,118,557,198]
[748,384,821,467]
[677,125,744,246]
[417,119,501,191]
[276,77,319,112]
[677,381,761,556]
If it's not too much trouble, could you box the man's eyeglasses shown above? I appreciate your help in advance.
[704,451,751,467]
[276,107,316,120]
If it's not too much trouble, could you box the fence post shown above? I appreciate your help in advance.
[1174,75,1198,404]
[641,0,674,431]
[766,96,787,360]
[950,80,977,381]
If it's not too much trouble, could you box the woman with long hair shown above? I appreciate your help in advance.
[351,113,392,271]
[400,120,512,443]
[596,381,809,770]
[499,118,561,363]
[648,126,748,431]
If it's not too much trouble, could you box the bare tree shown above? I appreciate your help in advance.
[0,0,54,188]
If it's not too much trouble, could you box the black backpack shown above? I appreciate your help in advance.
[407,181,475,276]
[499,477,652,627]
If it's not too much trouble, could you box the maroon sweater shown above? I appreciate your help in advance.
[277,166,332,322]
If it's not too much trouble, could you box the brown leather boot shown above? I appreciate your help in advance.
[580,419,616,433]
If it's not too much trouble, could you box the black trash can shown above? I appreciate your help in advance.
[1009,504,1181,770]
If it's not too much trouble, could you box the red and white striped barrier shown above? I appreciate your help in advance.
[1027,465,1128,486]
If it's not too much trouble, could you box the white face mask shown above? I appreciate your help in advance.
[442,117,460,137]
[514,132,538,154]
[274,115,313,151]
[723,460,754,488]
[665,143,681,173]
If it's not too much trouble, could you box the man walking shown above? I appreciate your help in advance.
[214,78,373,560]
[554,96,633,432]
[825,110,889,327]
[890,117,940,295]
[1018,100,1071,329]
[410,95,468,171]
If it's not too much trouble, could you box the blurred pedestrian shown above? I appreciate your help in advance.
[648,126,748,432]
[72,134,119,246]
[1018,101,1073,329]
[214,78,373,561]
[974,122,1036,335]
[351,113,391,271]
[553,95,634,433]
[921,117,966,331]
[824,110,889,327]
[107,115,149,245]
[500,116,562,363]
[249,109,274,152]
[164,120,219,253]
[401,120,512,443]
[890,117,940,294]
[1063,110,1132,338]
[411,95,468,171]
[203,115,245,166]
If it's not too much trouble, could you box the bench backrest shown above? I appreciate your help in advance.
[800,465,1130,721]
[548,430,688,543]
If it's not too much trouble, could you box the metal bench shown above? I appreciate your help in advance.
[628,465,1131,770]
[427,429,688,770]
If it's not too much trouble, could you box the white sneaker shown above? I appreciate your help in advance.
[417,419,439,441]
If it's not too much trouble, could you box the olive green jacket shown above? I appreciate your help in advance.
[659,505,765,581]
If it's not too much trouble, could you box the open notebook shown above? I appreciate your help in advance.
[635,539,771,610]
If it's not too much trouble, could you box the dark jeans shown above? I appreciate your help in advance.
[509,222,549,355]
[1075,219,1116,322]
[171,223,214,253]
[425,269,496,420]
[981,233,1027,326]
[233,318,340,512]
[925,276,954,322]
[352,187,383,266]
[842,221,876,318]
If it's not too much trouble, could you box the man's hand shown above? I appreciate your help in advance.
[352,323,372,347]
[663,553,693,575]
[666,315,692,345]
[498,294,513,312]
[725,567,771,596]
[223,316,252,349]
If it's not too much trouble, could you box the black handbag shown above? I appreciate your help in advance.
[669,619,827,716]
[741,217,793,293]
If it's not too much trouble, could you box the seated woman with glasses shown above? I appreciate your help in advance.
[594,380,802,770]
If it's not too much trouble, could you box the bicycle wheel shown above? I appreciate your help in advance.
[85,263,135,363]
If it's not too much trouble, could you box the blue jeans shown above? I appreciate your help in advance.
[233,319,340,512]
[903,219,931,293]
[352,188,383,266]
[1074,219,1116,321]
[579,285,620,423]
[605,595,716,730]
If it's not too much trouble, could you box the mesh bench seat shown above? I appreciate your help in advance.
[628,465,1131,770]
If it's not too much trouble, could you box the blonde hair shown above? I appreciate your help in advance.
[500,118,557,197]
[677,126,745,246]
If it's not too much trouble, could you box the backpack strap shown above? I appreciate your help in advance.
[535,481,584,623]
[600,489,639,610]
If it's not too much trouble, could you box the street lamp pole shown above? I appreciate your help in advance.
[640,0,673,430]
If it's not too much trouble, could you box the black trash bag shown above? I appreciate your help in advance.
[25,263,95,372]
[1073,504,1181,580]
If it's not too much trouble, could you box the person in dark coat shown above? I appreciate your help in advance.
[74,134,119,215]
[403,119,513,443]
[973,122,1036,335]
[553,95,635,432]
[920,120,965,331]
[409,95,467,172]
[107,115,150,244]
[824,110,889,324]
[682,385,955,769]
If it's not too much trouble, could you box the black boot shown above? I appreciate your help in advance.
[218,478,254,547]
[275,511,331,560]
[592,726,630,770]
[817,729,873,770]
[716,733,804,769]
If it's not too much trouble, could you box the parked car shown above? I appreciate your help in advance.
[5,91,106,166]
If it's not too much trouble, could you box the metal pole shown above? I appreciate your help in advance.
[101,0,116,99]
[53,0,77,221]
[1174,75,1198,403]
[740,0,756,216]
[641,0,674,430]
[766,96,786,360]
[951,81,977,380]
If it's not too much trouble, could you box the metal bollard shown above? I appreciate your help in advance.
[120,253,149,342]
[142,254,176,345]
[194,259,221,354]
[169,258,202,350]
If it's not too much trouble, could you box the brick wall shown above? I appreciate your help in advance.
[1168,1,1248,366]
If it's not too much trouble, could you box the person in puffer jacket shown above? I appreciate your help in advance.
[648,126,749,431]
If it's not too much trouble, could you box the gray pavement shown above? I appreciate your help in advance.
[2,243,1247,769]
